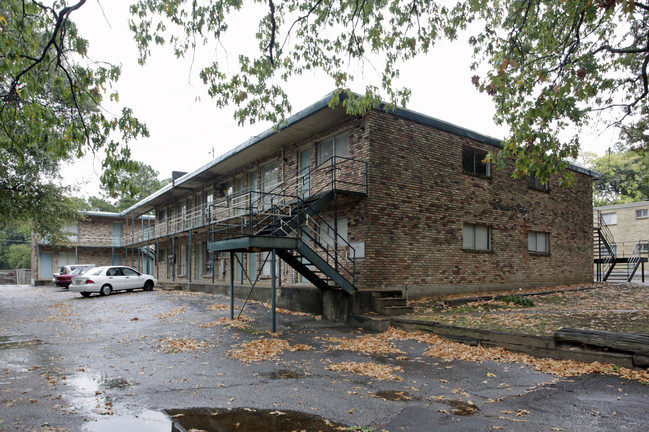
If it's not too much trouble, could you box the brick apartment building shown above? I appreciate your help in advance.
[33,91,598,317]
[32,212,153,282]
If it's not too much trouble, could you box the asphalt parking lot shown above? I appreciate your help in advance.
[1,284,648,432]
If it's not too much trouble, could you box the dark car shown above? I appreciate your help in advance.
[53,264,97,288]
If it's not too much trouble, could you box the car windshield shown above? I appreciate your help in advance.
[88,268,103,276]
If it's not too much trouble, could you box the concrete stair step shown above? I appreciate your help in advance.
[377,305,414,316]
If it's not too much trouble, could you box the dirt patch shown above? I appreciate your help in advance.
[409,283,649,336]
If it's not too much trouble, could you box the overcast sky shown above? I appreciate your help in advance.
[67,1,619,198]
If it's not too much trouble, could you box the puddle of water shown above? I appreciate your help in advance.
[83,409,171,432]
[267,369,305,379]
[374,390,417,402]
[166,408,348,432]
[445,400,480,416]
[64,371,133,414]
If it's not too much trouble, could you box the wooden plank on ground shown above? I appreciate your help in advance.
[555,327,649,354]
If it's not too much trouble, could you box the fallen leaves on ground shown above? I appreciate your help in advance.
[227,338,313,363]
[276,307,322,320]
[199,316,253,329]
[206,303,240,311]
[326,361,404,381]
[156,307,186,320]
[322,335,405,355]
[159,337,213,353]
[381,327,649,382]
[409,283,649,336]
[42,303,75,323]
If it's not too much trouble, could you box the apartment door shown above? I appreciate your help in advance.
[112,223,122,246]
[249,171,259,211]
[299,148,311,199]
[248,252,257,282]
[260,161,278,210]
[235,176,245,215]
[39,253,53,279]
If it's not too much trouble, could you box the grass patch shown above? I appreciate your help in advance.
[499,295,535,307]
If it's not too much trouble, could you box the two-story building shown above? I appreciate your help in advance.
[32,212,154,282]
[33,91,599,319]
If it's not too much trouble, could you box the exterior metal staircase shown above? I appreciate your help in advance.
[594,212,646,282]
[207,157,366,293]
[593,214,617,281]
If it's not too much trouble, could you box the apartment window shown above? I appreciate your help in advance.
[317,132,349,165]
[639,243,649,253]
[64,222,79,243]
[528,231,550,254]
[462,146,490,177]
[636,209,648,219]
[462,223,491,251]
[204,247,214,276]
[527,174,549,192]
[601,212,617,225]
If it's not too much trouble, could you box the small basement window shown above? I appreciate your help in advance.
[462,146,490,177]
[636,209,648,219]
[463,223,491,251]
[527,174,549,192]
[528,231,550,254]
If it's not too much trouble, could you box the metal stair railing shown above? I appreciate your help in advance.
[594,211,617,281]
[626,241,646,282]
[206,157,366,289]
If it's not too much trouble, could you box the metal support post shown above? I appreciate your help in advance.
[271,248,277,333]
[230,252,235,320]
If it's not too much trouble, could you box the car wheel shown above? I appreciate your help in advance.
[143,280,154,291]
[99,285,112,296]
[80,292,92,298]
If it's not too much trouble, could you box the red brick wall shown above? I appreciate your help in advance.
[359,111,593,295]
[144,109,594,297]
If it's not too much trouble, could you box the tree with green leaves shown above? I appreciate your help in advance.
[86,162,170,212]
[1,1,148,244]
[0,223,30,269]
[585,146,649,206]
[129,0,649,185]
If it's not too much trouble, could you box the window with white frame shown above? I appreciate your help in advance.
[636,209,648,219]
[462,146,491,177]
[64,222,79,243]
[601,212,617,225]
[463,223,491,251]
[528,231,550,254]
[317,132,349,165]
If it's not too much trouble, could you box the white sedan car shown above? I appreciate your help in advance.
[69,266,157,297]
